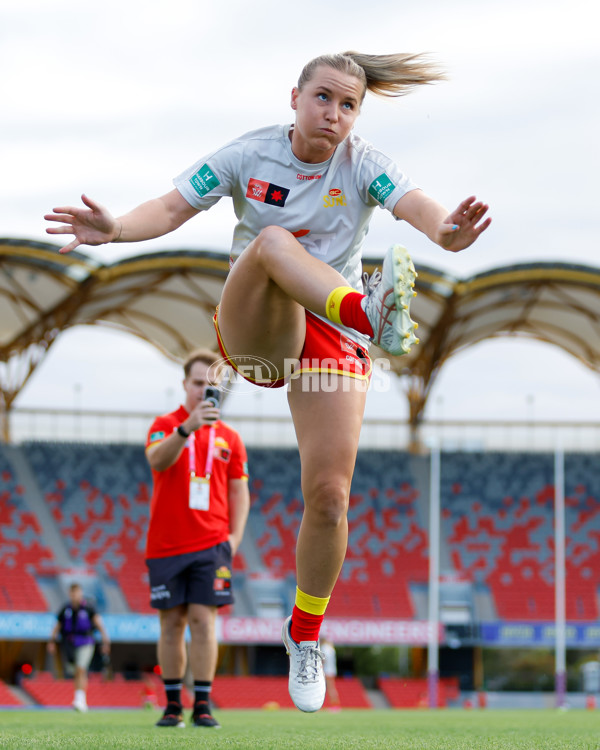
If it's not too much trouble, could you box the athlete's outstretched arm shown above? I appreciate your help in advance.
[44,189,198,254]
[393,189,491,253]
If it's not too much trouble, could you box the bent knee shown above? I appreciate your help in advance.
[257,225,294,246]
[247,225,296,261]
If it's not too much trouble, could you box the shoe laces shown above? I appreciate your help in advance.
[296,644,325,684]
[363,269,382,295]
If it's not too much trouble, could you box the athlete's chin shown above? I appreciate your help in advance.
[311,133,342,154]
[315,130,339,143]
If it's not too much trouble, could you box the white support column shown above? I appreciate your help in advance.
[427,444,441,708]
[554,447,566,708]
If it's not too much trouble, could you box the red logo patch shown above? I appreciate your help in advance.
[246,178,290,207]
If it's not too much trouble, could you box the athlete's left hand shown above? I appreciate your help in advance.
[437,196,491,252]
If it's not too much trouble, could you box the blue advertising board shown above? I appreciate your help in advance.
[1,613,599,646]
[0,613,160,642]
[481,622,600,646]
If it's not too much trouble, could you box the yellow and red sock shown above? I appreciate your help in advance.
[290,587,330,643]
[325,286,373,336]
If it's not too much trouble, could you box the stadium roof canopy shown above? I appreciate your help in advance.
[1,237,599,434]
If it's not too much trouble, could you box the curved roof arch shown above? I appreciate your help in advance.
[1,238,599,431]
[382,260,600,424]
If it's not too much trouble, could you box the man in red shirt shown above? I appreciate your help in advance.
[145,348,249,729]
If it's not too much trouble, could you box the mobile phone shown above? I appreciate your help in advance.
[203,386,221,408]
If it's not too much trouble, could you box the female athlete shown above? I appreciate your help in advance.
[45,51,490,712]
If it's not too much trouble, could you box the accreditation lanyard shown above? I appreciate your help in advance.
[187,425,216,511]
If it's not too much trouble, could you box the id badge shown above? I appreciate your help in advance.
[189,476,210,511]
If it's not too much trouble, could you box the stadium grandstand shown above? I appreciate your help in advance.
[0,238,599,709]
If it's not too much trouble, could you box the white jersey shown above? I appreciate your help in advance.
[174,124,418,345]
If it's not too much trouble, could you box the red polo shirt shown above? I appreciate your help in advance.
[145,406,248,559]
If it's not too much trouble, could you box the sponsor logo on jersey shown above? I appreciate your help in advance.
[149,431,165,442]
[189,164,220,198]
[297,173,322,181]
[369,173,396,205]
[323,187,347,207]
[246,178,290,206]
[216,447,231,463]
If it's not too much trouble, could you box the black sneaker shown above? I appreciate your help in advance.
[192,705,221,729]
[155,702,185,728]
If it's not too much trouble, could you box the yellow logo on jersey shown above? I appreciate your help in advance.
[323,188,347,208]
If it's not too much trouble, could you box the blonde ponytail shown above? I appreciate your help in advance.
[345,52,445,97]
[297,52,445,101]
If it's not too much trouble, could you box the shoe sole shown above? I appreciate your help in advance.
[390,245,419,355]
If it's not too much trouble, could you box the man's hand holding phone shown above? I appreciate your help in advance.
[201,386,221,423]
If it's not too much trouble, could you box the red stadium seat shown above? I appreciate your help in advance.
[0,679,24,706]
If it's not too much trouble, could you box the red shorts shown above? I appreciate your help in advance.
[213,309,372,388]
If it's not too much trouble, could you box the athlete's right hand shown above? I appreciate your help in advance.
[44,194,120,254]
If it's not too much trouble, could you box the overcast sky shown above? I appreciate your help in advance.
[1,0,599,426]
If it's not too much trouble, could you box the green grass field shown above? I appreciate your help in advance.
[0,708,599,750]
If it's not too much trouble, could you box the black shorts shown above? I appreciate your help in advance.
[146,542,234,610]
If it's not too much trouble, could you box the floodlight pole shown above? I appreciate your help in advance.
[0,393,9,443]
[427,444,441,708]
[554,447,566,708]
